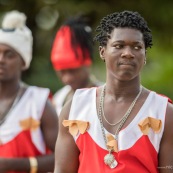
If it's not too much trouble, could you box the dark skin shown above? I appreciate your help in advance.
[0,44,59,172]
[55,67,98,107]
[56,66,91,91]
[54,28,173,173]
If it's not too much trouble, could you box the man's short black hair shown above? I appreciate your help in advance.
[94,11,152,49]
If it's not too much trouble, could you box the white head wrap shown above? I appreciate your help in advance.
[0,10,33,69]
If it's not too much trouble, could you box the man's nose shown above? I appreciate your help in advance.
[62,73,74,84]
[121,46,135,58]
[0,53,5,62]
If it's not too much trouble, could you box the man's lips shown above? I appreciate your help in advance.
[118,62,135,66]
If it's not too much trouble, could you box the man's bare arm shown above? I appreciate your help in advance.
[159,102,173,173]
[54,100,80,173]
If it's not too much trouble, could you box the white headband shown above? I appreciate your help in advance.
[0,10,33,69]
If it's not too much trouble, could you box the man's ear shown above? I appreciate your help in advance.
[99,46,105,61]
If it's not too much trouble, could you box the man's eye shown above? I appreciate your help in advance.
[5,51,15,58]
[115,45,123,49]
[134,46,141,50]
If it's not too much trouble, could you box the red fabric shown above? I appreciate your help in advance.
[48,91,53,101]
[0,130,41,157]
[76,132,158,173]
[0,130,51,173]
[51,26,92,70]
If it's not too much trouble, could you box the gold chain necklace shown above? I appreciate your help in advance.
[98,84,143,169]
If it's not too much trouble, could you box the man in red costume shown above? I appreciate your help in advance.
[0,10,58,172]
[54,11,173,173]
[51,15,101,115]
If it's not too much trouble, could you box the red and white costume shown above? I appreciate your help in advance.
[0,86,50,173]
[69,87,168,173]
[53,85,71,115]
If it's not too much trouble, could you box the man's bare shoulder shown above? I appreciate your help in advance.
[164,102,173,132]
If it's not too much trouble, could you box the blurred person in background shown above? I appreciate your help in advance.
[0,10,58,173]
[51,15,102,115]
[54,10,173,173]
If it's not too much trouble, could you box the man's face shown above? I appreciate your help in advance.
[0,44,25,82]
[56,66,90,90]
[99,28,146,82]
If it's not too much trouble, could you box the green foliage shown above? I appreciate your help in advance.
[141,39,173,99]
[1,0,173,99]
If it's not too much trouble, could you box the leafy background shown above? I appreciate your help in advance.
[0,0,173,99]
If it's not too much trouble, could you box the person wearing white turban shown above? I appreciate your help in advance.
[0,10,58,173]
